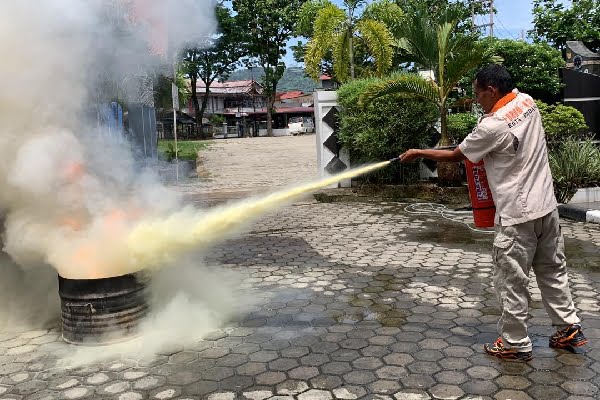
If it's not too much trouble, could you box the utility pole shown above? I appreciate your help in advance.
[471,0,494,38]
[172,63,179,182]
[489,0,494,38]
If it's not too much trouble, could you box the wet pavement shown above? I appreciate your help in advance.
[2,136,600,399]
[2,202,600,400]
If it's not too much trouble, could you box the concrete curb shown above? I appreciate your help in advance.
[558,203,600,224]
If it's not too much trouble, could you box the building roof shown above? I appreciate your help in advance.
[194,80,264,95]
[233,106,314,115]
[276,106,314,113]
[567,41,599,58]
[278,91,304,100]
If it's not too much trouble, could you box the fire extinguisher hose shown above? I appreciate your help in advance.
[403,203,495,234]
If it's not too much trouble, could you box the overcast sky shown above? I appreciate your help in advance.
[283,0,543,66]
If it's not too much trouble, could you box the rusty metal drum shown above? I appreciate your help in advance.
[58,273,148,345]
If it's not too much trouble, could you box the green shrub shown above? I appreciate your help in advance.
[536,101,589,142]
[158,140,208,162]
[336,77,438,183]
[164,142,180,162]
[447,113,478,144]
[549,139,600,203]
[209,114,225,126]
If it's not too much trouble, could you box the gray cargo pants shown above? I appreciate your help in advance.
[493,209,580,352]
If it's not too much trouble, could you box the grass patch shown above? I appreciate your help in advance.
[158,140,209,161]
[313,184,470,206]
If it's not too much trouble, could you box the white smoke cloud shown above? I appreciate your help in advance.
[0,0,231,355]
[0,1,216,278]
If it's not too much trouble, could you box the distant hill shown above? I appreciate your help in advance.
[226,67,319,93]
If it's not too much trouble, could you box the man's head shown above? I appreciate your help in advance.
[473,64,514,113]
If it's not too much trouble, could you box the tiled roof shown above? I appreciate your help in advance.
[278,91,304,100]
[194,80,264,95]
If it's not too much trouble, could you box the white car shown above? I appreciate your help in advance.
[288,117,314,135]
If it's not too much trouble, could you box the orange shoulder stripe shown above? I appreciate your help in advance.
[491,92,517,113]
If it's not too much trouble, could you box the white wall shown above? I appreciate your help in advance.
[314,91,350,188]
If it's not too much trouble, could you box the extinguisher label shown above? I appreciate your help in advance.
[473,166,490,201]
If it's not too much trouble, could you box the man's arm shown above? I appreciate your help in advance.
[399,146,466,163]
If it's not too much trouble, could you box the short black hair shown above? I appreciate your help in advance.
[474,64,513,95]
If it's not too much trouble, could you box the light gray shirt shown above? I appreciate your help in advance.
[459,90,557,226]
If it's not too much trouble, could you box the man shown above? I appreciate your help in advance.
[399,64,587,361]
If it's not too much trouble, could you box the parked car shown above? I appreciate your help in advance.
[288,117,314,135]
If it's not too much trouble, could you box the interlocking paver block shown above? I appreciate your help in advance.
[376,366,408,380]
[495,375,530,390]
[493,390,532,400]
[467,366,500,380]
[249,351,278,363]
[460,379,498,396]
[298,389,333,400]
[11,379,48,396]
[288,366,320,380]
[400,374,436,389]
[392,389,431,399]
[255,371,286,385]
[527,384,568,400]
[132,376,166,390]
[168,351,198,364]
[150,387,181,399]
[61,386,94,399]
[352,357,383,370]
[560,380,599,397]
[368,379,401,394]
[430,384,464,400]
[310,374,343,390]
[343,370,376,385]
[301,353,330,366]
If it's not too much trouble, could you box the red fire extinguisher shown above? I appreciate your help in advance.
[464,159,496,228]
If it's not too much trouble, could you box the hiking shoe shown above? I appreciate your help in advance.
[484,337,533,361]
[550,324,588,350]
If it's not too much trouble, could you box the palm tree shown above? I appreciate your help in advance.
[302,0,402,83]
[360,12,495,146]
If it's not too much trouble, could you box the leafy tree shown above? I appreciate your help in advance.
[359,11,495,184]
[530,0,600,52]
[397,0,488,34]
[337,77,438,183]
[233,0,307,136]
[153,72,190,123]
[482,38,564,103]
[301,0,402,82]
[292,0,335,78]
[447,112,478,144]
[295,0,333,38]
[181,3,244,138]
[360,17,494,147]
[536,101,589,142]
[227,67,319,92]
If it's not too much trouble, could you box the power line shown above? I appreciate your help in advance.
[496,15,519,40]
[471,0,494,38]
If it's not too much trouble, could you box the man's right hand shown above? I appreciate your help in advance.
[399,149,422,163]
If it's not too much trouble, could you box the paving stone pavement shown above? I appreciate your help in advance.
[175,135,318,197]
[2,136,600,399]
[1,202,600,400]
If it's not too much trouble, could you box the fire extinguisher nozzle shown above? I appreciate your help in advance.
[388,157,401,163]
